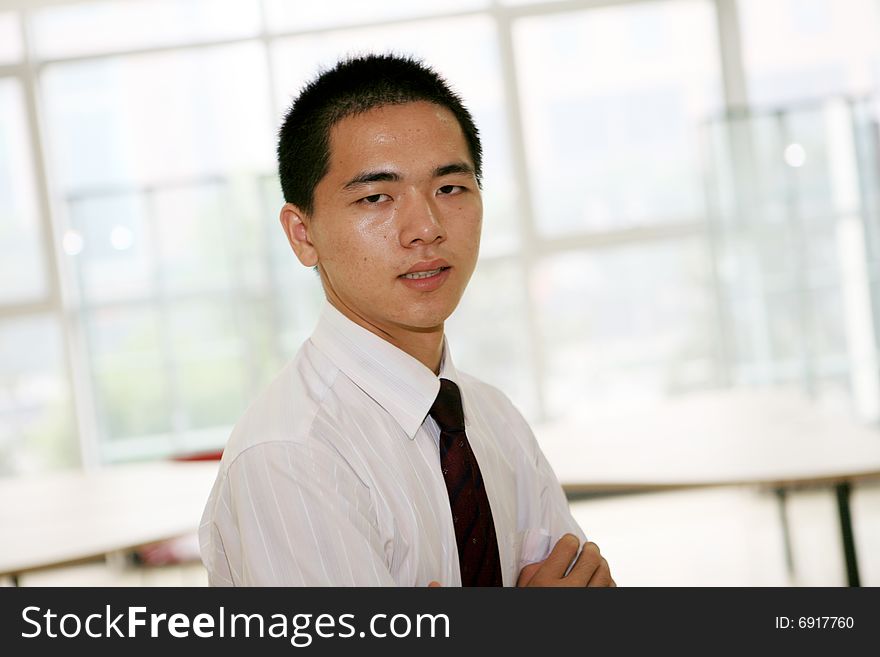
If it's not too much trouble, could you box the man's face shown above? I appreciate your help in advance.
[286,101,482,337]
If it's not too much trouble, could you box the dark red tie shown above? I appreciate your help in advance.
[429,378,503,586]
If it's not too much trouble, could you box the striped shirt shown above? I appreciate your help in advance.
[199,302,585,586]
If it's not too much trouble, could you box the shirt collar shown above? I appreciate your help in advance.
[309,302,461,440]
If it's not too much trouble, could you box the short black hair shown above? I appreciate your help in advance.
[277,53,482,215]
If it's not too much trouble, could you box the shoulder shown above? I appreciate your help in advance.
[458,370,526,423]
[208,341,372,502]
[218,339,364,472]
[456,369,532,433]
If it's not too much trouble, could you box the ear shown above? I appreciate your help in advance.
[280,203,319,267]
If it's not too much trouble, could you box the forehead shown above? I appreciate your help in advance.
[325,101,471,176]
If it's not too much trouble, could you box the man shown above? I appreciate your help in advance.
[199,54,613,587]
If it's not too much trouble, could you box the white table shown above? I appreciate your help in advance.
[537,388,880,586]
[0,461,218,584]
[3,390,878,586]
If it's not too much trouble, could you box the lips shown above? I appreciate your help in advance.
[399,258,451,278]
[401,268,446,279]
[397,258,452,292]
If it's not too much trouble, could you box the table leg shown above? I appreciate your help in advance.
[835,482,860,587]
[775,487,796,585]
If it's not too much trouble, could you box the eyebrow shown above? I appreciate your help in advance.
[341,161,475,192]
[433,161,475,178]
[342,170,400,191]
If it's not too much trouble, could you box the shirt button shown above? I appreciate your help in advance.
[472,538,478,544]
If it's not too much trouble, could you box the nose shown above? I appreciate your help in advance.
[398,191,446,247]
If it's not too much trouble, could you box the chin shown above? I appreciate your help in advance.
[396,305,455,332]
[386,289,464,331]
[398,315,447,332]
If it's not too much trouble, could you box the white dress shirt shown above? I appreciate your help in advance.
[199,302,585,586]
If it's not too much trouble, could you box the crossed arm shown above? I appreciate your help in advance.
[428,533,615,588]
[206,442,615,586]
[516,533,615,587]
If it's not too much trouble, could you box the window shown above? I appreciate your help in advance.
[263,0,489,32]
[39,41,282,457]
[41,43,274,192]
[0,12,23,64]
[30,0,262,60]
[514,0,723,235]
[534,239,717,417]
[0,317,75,475]
[704,97,880,418]
[739,0,880,107]
[0,79,46,304]
[4,0,879,474]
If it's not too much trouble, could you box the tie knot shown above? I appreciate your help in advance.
[429,378,465,433]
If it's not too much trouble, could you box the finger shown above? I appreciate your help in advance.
[517,562,542,587]
[566,542,602,586]
[427,581,442,587]
[537,534,581,580]
[586,557,614,588]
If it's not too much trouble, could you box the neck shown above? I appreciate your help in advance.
[386,325,445,375]
[327,297,445,374]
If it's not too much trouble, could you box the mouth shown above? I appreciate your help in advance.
[397,264,453,292]
[399,266,451,280]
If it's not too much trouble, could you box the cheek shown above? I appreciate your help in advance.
[450,208,482,247]
[352,213,396,248]
[321,223,395,284]
[325,215,386,254]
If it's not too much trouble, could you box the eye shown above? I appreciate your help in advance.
[437,185,465,196]
[359,193,391,205]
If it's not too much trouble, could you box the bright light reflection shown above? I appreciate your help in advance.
[784,143,806,167]
[62,229,83,255]
[110,225,134,250]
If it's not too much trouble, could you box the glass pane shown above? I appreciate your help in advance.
[153,183,235,295]
[853,99,880,271]
[0,79,47,304]
[446,258,537,420]
[270,15,520,256]
[725,287,850,387]
[234,295,284,394]
[41,42,274,193]
[534,239,718,420]
[0,316,76,476]
[70,179,272,301]
[514,0,722,235]
[68,192,155,304]
[167,300,246,430]
[739,0,880,107]
[0,11,23,64]
[706,112,793,228]
[852,99,880,359]
[703,99,872,406]
[265,0,489,32]
[31,0,261,59]
[86,306,172,441]
[226,175,272,294]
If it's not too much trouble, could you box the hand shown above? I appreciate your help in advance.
[428,581,442,587]
[516,533,615,587]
